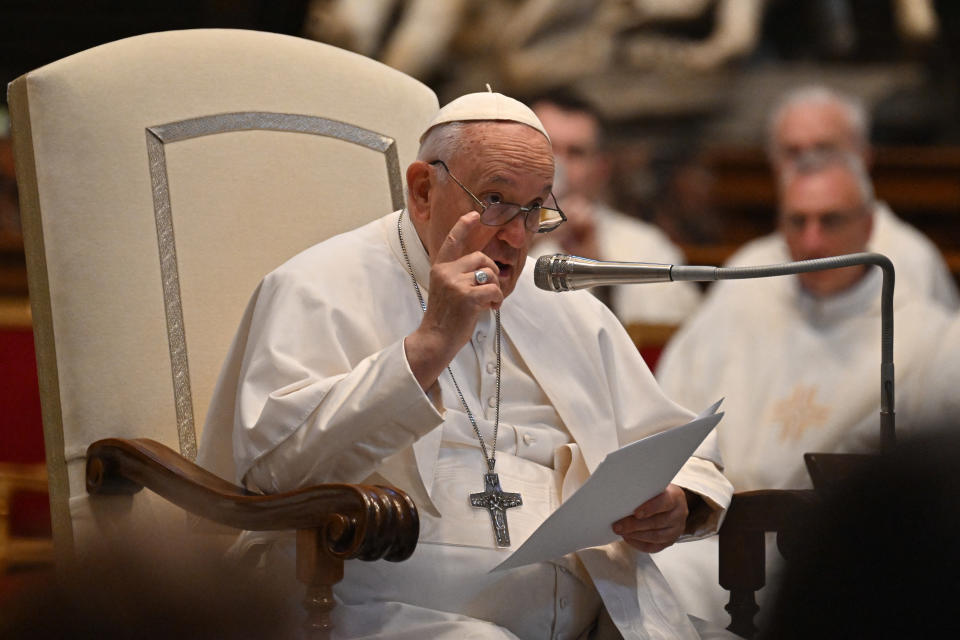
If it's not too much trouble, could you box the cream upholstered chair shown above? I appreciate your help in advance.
[9,29,437,636]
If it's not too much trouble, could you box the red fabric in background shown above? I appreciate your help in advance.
[639,347,664,373]
[0,328,51,537]
[0,328,44,463]
[9,492,50,538]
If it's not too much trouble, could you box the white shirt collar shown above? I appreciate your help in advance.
[793,265,882,325]
[387,209,433,295]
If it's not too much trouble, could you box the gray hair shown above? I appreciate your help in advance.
[417,121,470,164]
[766,85,870,159]
[412,122,474,197]
[779,149,876,211]
[407,122,470,201]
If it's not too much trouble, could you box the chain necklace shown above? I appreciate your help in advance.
[397,211,522,546]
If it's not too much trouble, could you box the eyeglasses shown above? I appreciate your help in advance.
[782,207,870,235]
[430,160,566,233]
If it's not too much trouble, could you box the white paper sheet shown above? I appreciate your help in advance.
[492,400,724,572]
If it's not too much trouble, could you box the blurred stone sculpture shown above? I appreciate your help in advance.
[497,0,768,93]
[304,0,767,110]
[302,0,942,125]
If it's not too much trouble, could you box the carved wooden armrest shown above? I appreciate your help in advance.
[718,489,817,639]
[86,437,418,638]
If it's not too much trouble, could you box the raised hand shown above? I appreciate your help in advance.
[404,211,503,390]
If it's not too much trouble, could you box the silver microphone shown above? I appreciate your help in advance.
[534,254,675,291]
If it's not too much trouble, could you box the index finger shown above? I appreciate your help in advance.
[434,211,487,264]
[632,490,673,519]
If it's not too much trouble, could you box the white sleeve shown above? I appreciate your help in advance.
[232,268,444,493]
[243,338,444,493]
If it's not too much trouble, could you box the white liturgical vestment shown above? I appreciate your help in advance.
[534,203,701,325]
[651,249,957,625]
[198,211,734,639]
[722,202,958,310]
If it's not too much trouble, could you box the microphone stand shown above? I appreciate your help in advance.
[542,252,896,452]
[677,253,897,637]
[670,252,895,453]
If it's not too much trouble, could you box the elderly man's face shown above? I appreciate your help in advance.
[532,102,605,200]
[772,102,861,175]
[421,122,554,299]
[780,165,873,297]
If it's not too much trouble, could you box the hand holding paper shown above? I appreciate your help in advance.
[492,400,723,572]
[612,483,690,553]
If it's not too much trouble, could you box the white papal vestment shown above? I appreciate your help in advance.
[198,210,734,639]
[651,251,957,625]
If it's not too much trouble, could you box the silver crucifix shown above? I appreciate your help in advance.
[470,472,523,547]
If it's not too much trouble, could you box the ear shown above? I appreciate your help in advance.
[406,161,433,222]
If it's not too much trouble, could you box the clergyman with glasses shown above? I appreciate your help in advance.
[199,91,734,639]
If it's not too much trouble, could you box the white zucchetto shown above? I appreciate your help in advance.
[419,88,550,142]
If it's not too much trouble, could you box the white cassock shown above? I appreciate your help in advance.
[198,210,734,640]
[533,203,701,325]
[651,247,958,625]
[723,202,958,310]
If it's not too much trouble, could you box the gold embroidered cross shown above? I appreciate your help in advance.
[770,384,830,441]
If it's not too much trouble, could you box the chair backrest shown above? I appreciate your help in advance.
[8,29,438,565]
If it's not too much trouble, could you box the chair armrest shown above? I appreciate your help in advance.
[85,438,417,563]
[804,452,876,493]
[720,490,817,536]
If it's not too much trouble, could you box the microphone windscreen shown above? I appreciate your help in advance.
[533,255,556,291]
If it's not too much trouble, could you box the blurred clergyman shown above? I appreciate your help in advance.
[652,150,958,625]
[530,90,701,325]
[728,84,958,309]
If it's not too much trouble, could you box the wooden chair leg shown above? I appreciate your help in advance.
[719,490,818,639]
[297,528,344,640]
[720,526,765,638]
[724,588,760,639]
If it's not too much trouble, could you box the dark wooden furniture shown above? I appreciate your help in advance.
[717,490,817,639]
[718,453,878,638]
[0,462,52,572]
[85,438,417,639]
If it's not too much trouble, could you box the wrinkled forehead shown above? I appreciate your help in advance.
[452,121,554,178]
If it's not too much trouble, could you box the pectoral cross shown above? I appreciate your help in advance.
[470,472,522,547]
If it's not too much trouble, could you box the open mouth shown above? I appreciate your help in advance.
[495,261,511,279]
